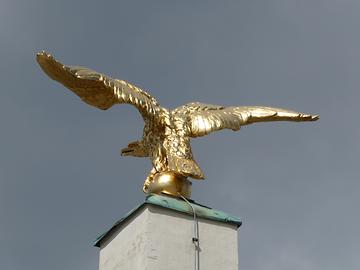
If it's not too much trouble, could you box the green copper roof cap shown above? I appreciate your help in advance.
[94,194,242,247]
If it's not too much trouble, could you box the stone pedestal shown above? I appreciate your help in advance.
[94,194,241,270]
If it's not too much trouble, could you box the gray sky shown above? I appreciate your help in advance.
[1,0,359,269]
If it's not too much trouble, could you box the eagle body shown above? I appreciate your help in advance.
[131,108,205,181]
[36,51,318,193]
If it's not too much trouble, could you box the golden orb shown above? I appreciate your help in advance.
[145,171,192,198]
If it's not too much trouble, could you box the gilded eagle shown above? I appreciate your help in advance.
[37,51,318,194]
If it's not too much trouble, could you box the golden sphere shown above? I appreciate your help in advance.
[146,171,192,198]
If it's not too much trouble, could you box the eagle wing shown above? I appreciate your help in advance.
[173,102,319,138]
[36,51,160,119]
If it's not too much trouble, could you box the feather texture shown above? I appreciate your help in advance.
[36,51,160,119]
[174,102,319,137]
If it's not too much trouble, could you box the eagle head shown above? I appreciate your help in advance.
[121,141,148,157]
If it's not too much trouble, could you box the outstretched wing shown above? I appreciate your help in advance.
[173,102,319,138]
[36,51,161,119]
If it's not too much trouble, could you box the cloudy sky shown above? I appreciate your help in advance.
[1,1,359,269]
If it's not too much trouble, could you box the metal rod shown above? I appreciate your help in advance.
[179,194,200,270]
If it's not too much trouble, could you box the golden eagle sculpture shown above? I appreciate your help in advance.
[37,51,319,198]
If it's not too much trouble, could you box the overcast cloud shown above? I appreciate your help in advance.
[0,1,359,270]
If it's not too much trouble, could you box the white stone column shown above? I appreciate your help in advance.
[95,195,241,270]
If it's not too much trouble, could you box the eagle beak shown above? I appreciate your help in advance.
[121,147,134,156]
[120,141,148,157]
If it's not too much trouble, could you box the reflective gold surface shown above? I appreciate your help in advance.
[37,51,319,198]
[145,171,192,198]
